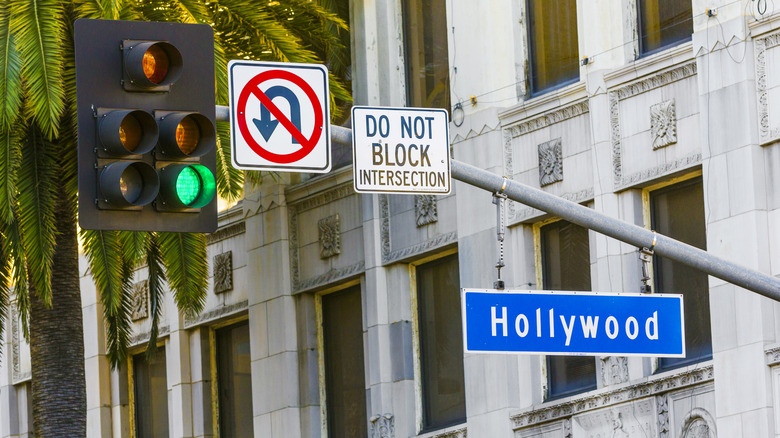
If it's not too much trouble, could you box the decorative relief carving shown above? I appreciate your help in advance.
[183,299,249,328]
[206,221,245,244]
[680,408,717,438]
[130,325,170,346]
[213,251,233,293]
[538,138,563,186]
[427,427,467,438]
[765,345,780,365]
[379,194,391,260]
[754,33,780,144]
[288,183,355,290]
[610,62,697,186]
[563,418,572,438]
[369,414,394,438]
[507,101,589,137]
[511,365,713,430]
[657,395,670,438]
[600,356,629,386]
[617,153,702,190]
[10,302,30,383]
[502,128,516,218]
[295,261,365,293]
[511,188,594,224]
[318,214,341,258]
[415,195,438,227]
[380,194,456,265]
[131,280,149,321]
[650,99,677,149]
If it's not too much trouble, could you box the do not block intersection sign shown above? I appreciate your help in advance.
[352,106,451,194]
[229,60,331,173]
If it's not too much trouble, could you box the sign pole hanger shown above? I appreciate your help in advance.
[492,180,508,291]
[214,107,780,303]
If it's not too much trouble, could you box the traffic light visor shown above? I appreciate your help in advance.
[99,110,158,156]
[124,41,182,90]
[99,161,160,207]
[158,112,214,158]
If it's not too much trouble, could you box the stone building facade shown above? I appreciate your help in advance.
[3,0,780,437]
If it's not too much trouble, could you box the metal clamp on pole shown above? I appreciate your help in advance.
[493,178,509,290]
[639,232,656,293]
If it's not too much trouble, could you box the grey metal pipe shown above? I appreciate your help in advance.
[450,159,780,301]
[217,107,780,300]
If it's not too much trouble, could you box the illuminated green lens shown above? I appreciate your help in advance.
[175,166,201,206]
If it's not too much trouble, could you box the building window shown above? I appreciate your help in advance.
[322,286,367,436]
[403,0,450,110]
[133,349,169,437]
[540,219,597,399]
[638,0,693,56]
[216,321,254,437]
[527,0,579,95]
[650,177,712,370]
[417,253,466,431]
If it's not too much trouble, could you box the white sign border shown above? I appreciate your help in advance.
[460,288,686,358]
[228,60,331,173]
[351,106,451,195]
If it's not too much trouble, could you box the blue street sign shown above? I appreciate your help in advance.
[462,289,685,357]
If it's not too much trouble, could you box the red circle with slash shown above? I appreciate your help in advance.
[236,70,324,163]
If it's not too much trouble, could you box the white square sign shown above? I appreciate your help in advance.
[228,60,331,172]
[351,106,451,194]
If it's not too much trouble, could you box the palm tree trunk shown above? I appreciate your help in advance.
[29,193,86,437]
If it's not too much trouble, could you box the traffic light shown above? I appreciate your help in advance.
[74,19,217,233]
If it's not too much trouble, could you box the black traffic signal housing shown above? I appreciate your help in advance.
[74,19,217,233]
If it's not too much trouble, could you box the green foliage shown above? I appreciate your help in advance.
[0,0,353,368]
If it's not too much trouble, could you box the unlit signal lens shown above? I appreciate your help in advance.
[119,165,143,203]
[142,45,170,84]
[119,113,142,152]
[176,116,201,155]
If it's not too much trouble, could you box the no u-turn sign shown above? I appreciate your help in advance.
[228,60,331,172]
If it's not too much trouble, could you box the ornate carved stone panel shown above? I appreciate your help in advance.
[415,195,438,227]
[650,99,677,150]
[369,413,394,438]
[318,214,341,259]
[131,280,149,321]
[538,138,563,186]
[754,32,780,145]
[679,408,717,438]
[600,356,629,386]
[213,251,233,294]
[657,395,670,438]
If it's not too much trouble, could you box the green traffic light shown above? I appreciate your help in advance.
[173,164,216,208]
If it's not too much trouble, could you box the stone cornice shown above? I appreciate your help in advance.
[510,364,714,430]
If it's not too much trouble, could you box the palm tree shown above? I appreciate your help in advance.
[0,0,350,435]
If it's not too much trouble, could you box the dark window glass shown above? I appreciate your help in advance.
[217,321,254,437]
[418,254,466,431]
[527,0,579,94]
[323,286,367,437]
[638,0,693,55]
[651,178,712,370]
[541,220,597,399]
[403,0,450,110]
[133,349,169,438]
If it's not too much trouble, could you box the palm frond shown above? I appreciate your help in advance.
[214,36,228,105]
[3,211,29,339]
[119,231,148,269]
[16,125,56,306]
[216,121,243,202]
[158,231,207,317]
[168,0,210,24]
[0,127,20,224]
[8,0,66,139]
[0,3,23,130]
[144,233,166,359]
[81,228,132,367]
[74,0,124,20]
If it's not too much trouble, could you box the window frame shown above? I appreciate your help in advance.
[315,279,367,438]
[410,248,466,434]
[207,313,250,438]
[533,217,597,401]
[525,0,581,97]
[636,0,693,58]
[128,344,170,438]
[641,170,712,373]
